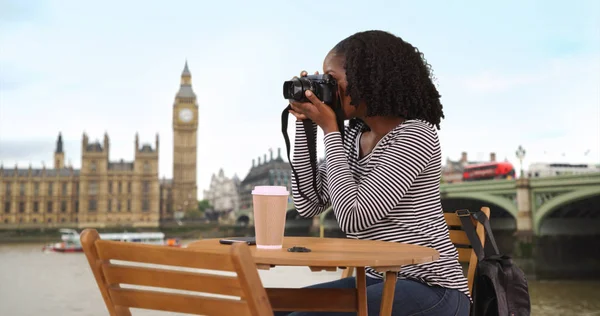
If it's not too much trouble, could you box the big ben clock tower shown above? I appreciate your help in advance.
[172,61,198,213]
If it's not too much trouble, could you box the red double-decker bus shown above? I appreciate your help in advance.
[462,162,516,181]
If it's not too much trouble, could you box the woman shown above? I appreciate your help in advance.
[284,30,471,316]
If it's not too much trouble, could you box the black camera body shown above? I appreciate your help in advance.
[282,74,338,105]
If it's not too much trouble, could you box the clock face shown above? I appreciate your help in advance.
[178,108,193,122]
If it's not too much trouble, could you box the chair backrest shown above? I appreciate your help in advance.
[443,206,489,296]
[80,229,274,316]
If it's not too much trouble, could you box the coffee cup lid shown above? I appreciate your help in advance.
[252,185,289,196]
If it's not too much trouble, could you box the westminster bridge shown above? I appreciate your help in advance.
[237,172,600,236]
[236,172,600,278]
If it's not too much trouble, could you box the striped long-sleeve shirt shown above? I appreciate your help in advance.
[291,118,470,298]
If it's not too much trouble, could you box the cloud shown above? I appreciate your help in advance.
[438,53,600,170]
[458,55,599,94]
[0,138,81,168]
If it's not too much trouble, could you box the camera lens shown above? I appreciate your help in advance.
[283,77,307,101]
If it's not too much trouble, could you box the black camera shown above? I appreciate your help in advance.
[282,74,337,105]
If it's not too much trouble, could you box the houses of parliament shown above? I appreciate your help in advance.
[0,62,199,228]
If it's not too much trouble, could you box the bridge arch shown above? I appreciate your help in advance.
[236,214,250,226]
[442,192,518,219]
[534,186,600,235]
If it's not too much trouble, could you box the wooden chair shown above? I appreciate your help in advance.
[340,207,489,296]
[80,229,274,316]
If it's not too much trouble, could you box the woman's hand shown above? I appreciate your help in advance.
[288,70,339,135]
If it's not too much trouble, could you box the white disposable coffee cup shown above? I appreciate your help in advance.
[252,186,290,249]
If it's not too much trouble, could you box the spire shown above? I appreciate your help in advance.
[182,60,191,77]
[55,132,63,153]
[177,60,196,99]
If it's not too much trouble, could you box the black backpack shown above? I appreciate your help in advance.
[457,209,531,316]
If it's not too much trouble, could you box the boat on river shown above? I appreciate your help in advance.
[42,228,181,253]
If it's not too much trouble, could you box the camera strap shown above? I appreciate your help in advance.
[280,100,345,207]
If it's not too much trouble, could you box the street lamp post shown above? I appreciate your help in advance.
[515,145,526,178]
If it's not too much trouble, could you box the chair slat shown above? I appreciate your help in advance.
[102,263,243,297]
[108,287,251,316]
[443,213,463,227]
[457,247,472,263]
[448,230,471,246]
[96,240,235,271]
[266,288,358,312]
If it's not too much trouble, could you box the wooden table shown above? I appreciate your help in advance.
[187,237,439,316]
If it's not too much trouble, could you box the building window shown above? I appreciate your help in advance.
[142,199,149,212]
[19,202,25,213]
[47,218,52,223]
[19,183,25,196]
[34,183,39,195]
[118,181,122,193]
[90,161,97,172]
[62,182,67,196]
[4,201,10,213]
[48,183,53,196]
[143,181,150,193]
[33,202,39,213]
[109,181,113,193]
[127,200,131,212]
[33,218,37,223]
[117,200,121,212]
[75,201,79,213]
[4,218,8,224]
[61,201,67,213]
[127,182,131,193]
[107,200,112,212]
[5,183,11,196]
[75,183,79,194]
[88,182,98,195]
[144,161,150,172]
[47,202,53,213]
[89,199,97,212]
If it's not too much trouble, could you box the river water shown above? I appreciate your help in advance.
[0,242,598,316]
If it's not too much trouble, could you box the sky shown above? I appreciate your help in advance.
[1,0,599,198]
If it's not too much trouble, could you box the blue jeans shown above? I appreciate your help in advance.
[274,277,470,316]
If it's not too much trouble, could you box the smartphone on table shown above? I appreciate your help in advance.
[219,237,256,245]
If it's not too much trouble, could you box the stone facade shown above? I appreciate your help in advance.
[203,169,240,215]
[170,61,199,217]
[0,61,199,228]
[0,132,160,228]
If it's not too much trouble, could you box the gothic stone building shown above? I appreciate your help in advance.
[159,61,199,220]
[203,169,241,214]
[0,132,160,228]
[239,148,292,211]
[0,62,200,228]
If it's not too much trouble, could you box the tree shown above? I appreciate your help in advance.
[198,199,212,212]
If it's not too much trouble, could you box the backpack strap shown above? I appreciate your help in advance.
[471,210,500,256]
[457,209,486,261]
[456,209,501,261]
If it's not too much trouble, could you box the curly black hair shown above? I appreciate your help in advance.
[332,30,445,129]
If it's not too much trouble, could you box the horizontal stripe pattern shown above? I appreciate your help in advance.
[291,119,470,298]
